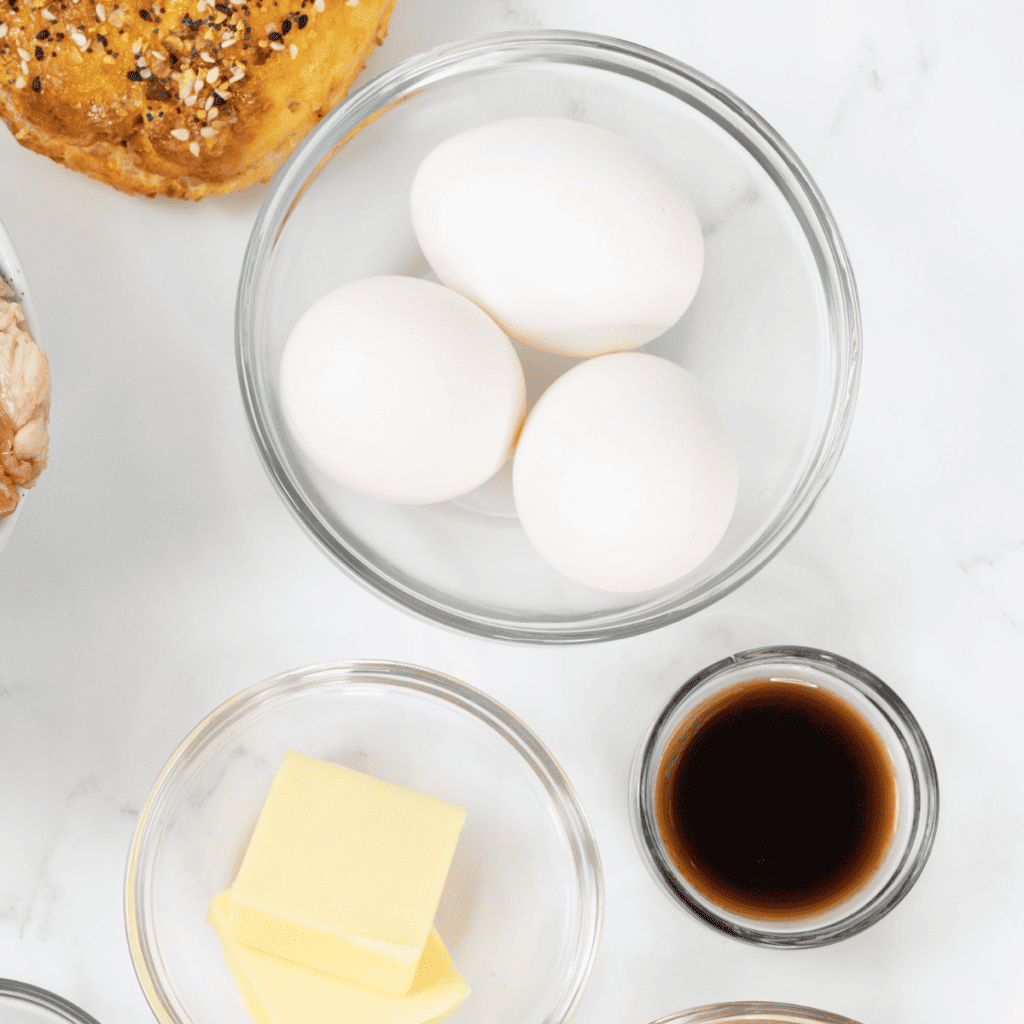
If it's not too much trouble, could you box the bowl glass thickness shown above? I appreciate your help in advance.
[237,32,861,643]
[630,647,939,947]
[646,1003,863,1024]
[125,661,603,1024]
[0,217,39,556]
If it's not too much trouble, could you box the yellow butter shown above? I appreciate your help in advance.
[209,891,470,1024]
[230,750,466,996]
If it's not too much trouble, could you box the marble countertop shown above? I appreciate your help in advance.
[1,1,1022,1022]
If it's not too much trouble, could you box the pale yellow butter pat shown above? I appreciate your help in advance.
[230,750,466,996]
[209,891,470,1024]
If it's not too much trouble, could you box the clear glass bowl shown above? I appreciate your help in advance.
[646,1003,863,1024]
[0,979,102,1024]
[630,647,939,947]
[236,31,861,643]
[124,661,603,1024]
[0,216,40,556]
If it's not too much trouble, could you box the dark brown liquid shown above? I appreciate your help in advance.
[655,680,897,919]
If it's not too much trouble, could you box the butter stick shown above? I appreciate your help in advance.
[209,890,469,1024]
[230,750,466,996]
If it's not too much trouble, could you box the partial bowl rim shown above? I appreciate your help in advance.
[124,659,605,1024]
[236,30,862,644]
[0,978,103,1024]
[646,1001,864,1024]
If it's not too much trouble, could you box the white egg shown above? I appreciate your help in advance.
[410,117,704,358]
[280,276,526,505]
[512,352,737,593]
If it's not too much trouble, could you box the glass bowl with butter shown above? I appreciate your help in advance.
[125,661,603,1024]
[236,31,861,643]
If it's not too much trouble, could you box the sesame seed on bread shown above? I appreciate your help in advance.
[0,0,395,198]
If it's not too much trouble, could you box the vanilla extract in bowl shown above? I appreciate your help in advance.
[655,679,897,920]
[630,647,940,947]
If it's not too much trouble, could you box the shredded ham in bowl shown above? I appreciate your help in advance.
[0,277,49,518]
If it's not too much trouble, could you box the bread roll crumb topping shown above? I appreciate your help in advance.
[0,0,396,197]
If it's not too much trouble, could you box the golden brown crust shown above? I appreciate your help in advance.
[0,0,395,198]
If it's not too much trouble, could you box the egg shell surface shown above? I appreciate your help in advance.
[280,276,526,505]
[410,117,704,358]
[512,352,738,593]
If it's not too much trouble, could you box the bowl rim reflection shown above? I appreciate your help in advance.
[236,30,862,644]
[124,659,604,1024]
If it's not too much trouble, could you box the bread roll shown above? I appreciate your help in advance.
[0,0,395,198]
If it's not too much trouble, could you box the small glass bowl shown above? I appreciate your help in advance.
[125,661,603,1024]
[235,31,861,644]
[646,1003,863,1024]
[0,216,40,556]
[630,646,939,947]
[0,979,102,1024]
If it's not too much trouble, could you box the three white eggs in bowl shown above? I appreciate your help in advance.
[237,32,861,643]
[280,117,736,595]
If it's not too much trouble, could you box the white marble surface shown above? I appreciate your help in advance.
[1,1,1023,1022]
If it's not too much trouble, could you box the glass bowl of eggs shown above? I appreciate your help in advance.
[236,31,861,643]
